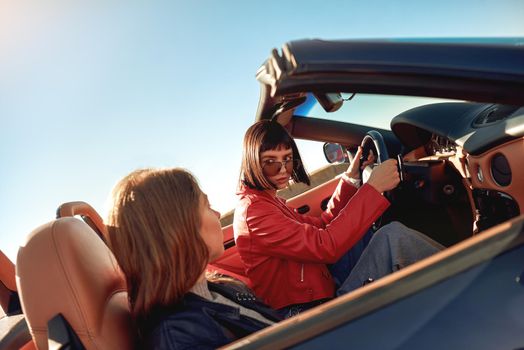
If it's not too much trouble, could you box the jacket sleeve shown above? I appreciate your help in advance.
[245,183,389,264]
[294,178,359,228]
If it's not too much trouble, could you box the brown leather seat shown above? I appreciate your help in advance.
[16,216,132,349]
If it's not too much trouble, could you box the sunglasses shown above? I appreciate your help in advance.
[262,159,301,176]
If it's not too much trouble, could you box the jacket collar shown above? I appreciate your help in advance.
[237,184,280,202]
[208,282,282,322]
[141,282,281,334]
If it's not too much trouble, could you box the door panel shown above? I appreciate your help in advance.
[224,215,524,349]
[286,177,339,217]
[295,242,524,350]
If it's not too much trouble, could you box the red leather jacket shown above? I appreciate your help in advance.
[233,180,389,309]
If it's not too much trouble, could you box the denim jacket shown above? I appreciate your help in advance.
[142,282,281,350]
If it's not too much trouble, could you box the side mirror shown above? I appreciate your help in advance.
[323,143,347,164]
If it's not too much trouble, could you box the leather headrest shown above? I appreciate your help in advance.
[16,218,132,350]
[56,201,108,242]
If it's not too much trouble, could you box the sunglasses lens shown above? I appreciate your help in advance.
[263,162,282,176]
[263,159,300,176]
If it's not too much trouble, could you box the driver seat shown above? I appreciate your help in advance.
[16,215,132,349]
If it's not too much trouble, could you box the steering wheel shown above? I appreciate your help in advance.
[360,129,405,202]
[359,130,400,229]
[359,130,390,184]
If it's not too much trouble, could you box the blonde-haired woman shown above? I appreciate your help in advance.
[107,168,280,349]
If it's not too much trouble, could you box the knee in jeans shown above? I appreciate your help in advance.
[385,221,405,230]
[376,221,404,239]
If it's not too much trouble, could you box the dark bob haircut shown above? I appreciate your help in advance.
[240,120,310,190]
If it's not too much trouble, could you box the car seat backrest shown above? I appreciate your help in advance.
[16,217,132,350]
[0,250,16,293]
[56,201,108,242]
[1,249,19,316]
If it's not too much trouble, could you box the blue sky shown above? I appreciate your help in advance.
[1,0,523,261]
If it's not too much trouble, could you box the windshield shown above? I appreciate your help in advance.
[296,93,461,130]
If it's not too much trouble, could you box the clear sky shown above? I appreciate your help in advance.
[1,0,523,261]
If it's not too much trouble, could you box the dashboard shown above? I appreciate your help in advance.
[390,102,524,235]
[425,133,457,157]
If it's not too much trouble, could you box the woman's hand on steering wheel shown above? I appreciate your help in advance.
[359,130,402,196]
[366,159,401,194]
[345,146,376,179]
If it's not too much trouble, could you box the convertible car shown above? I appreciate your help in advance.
[1,39,524,349]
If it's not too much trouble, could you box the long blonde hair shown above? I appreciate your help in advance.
[107,168,209,321]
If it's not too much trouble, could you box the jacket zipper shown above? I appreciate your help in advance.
[300,264,304,282]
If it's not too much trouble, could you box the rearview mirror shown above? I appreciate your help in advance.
[323,143,346,163]
[314,93,343,113]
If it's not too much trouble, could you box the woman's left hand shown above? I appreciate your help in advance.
[345,146,375,179]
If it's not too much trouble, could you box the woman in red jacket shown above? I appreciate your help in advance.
[233,120,443,318]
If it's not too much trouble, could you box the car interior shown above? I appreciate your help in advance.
[258,98,524,250]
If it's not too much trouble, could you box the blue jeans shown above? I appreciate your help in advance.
[336,221,444,295]
[279,222,444,318]
[328,228,375,289]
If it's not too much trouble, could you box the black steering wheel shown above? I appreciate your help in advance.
[360,130,405,200]
[359,130,400,229]
[359,130,390,184]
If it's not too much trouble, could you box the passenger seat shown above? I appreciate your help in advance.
[16,206,132,349]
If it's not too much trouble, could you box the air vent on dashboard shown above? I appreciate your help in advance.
[472,105,520,127]
[490,153,511,187]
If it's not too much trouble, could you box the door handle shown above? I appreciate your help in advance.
[296,205,310,214]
